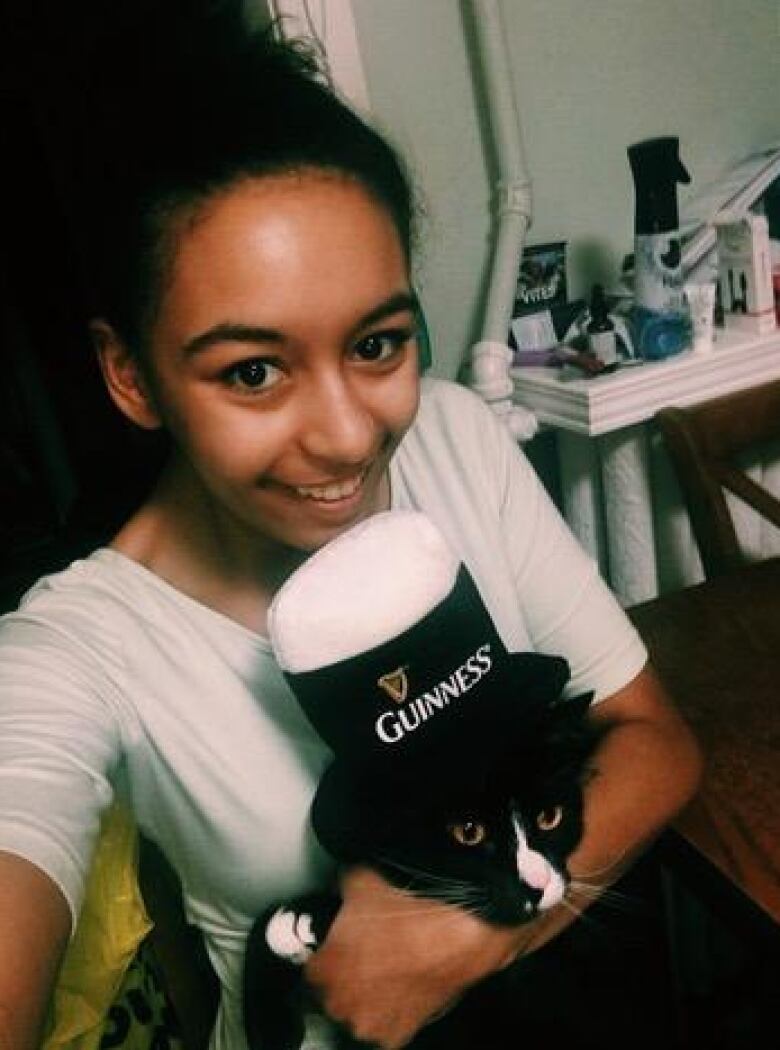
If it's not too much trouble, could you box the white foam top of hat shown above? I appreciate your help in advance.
[268,510,459,673]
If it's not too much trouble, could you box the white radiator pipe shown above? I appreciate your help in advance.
[466,0,538,441]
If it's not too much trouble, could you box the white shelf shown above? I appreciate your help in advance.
[511,320,780,436]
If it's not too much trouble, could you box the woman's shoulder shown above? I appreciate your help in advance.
[1,549,170,664]
[402,377,518,473]
[0,552,145,713]
[409,378,501,447]
[417,376,494,419]
[13,547,140,610]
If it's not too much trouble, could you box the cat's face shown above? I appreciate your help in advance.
[364,773,586,925]
[332,693,598,925]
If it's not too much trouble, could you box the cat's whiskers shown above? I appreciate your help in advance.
[405,885,491,913]
[572,845,632,881]
[560,889,618,934]
[376,859,490,904]
[559,880,641,942]
[568,879,640,915]
[567,878,605,899]
[563,881,608,919]
[362,856,493,917]
[571,881,638,915]
[559,894,587,921]
[376,856,478,889]
[344,902,488,922]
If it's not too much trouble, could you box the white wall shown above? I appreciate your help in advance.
[350,0,780,379]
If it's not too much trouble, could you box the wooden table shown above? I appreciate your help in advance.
[628,558,780,934]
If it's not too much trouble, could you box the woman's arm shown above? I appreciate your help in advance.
[305,663,703,1050]
[500,662,703,957]
[0,853,71,1050]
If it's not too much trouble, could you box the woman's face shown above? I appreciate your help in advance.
[138,172,420,556]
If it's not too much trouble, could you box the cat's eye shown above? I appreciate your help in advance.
[536,806,563,831]
[449,821,486,847]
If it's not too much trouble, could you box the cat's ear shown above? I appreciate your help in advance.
[546,691,597,746]
[552,690,594,722]
[505,652,571,716]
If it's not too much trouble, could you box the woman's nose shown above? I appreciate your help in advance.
[301,374,376,465]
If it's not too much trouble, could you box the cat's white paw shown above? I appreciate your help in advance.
[265,907,318,964]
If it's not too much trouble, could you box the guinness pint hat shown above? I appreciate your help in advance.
[267,511,571,857]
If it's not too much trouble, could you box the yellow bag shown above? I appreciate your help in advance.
[43,802,154,1050]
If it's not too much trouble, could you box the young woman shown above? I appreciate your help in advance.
[0,11,701,1050]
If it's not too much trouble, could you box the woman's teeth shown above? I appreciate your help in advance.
[294,473,364,502]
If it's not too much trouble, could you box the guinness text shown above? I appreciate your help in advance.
[375,643,493,744]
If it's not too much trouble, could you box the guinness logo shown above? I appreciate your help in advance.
[377,666,409,704]
[374,644,494,745]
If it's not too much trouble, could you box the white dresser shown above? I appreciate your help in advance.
[512,320,780,605]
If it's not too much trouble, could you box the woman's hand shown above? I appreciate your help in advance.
[304,866,530,1050]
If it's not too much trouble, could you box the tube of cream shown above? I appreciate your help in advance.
[684,282,716,354]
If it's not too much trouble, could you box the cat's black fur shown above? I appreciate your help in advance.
[243,688,602,1050]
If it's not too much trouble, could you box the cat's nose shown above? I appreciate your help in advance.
[518,850,552,892]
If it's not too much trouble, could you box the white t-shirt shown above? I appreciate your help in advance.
[0,378,647,1049]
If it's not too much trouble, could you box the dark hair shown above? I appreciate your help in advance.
[72,3,415,354]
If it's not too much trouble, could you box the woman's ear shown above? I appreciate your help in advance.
[91,320,162,430]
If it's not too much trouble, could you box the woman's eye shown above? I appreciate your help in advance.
[536,806,564,832]
[449,821,487,847]
[354,329,413,363]
[223,358,283,393]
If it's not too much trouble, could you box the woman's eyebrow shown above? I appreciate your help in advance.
[353,291,417,332]
[179,291,417,359]
[180,322,282,358]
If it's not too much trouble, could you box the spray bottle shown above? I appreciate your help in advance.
[627,136,693,359]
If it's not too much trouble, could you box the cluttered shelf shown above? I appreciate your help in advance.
[511,319,780,438]
[510,318,780,607]
[470,141,780,606]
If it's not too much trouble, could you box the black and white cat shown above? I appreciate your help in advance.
[243,686,601,1050]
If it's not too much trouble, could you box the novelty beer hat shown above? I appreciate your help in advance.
[267,511,571,855]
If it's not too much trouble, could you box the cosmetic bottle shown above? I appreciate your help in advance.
[587,284,617,364]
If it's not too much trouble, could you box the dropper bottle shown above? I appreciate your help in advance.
[587,284,617,364]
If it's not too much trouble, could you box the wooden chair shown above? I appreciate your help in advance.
[656,379,780,578]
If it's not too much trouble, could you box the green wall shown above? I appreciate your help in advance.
[351,0,780,378]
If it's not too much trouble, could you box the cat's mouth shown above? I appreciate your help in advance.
[520,871,567,917]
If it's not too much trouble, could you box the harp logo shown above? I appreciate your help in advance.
[377,667,409,704]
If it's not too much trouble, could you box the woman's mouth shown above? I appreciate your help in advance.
[290,470,367,503]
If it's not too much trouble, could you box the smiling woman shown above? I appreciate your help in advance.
[0,5,701,1050]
